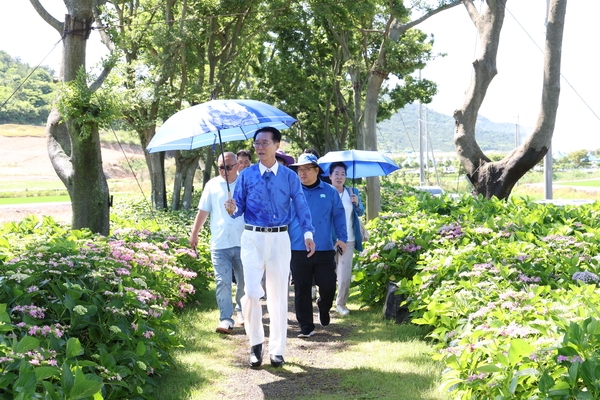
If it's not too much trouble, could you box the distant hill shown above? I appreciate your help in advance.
[377,103,530,153]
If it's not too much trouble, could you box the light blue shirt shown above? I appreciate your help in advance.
[288,180,347,251]
[198,176,245,250]
[231,162,315,235]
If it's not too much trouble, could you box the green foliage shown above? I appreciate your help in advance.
[56,68,122,139]
[0,198,212,399]
[365,181,600,398]
[0,50,57,125]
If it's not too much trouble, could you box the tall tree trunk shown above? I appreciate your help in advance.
[171,152,201,210]
[145,152,167,210]
[39,3,111,235]
[202,149,215,188]
[454,0,566,199]
[181,159,198,210]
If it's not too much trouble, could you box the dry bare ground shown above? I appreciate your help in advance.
[0,135,144,223]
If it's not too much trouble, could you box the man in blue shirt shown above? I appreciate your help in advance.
[225,126,315,368]
[288,153,347,338]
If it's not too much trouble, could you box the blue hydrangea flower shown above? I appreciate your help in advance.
[572,271,600,284]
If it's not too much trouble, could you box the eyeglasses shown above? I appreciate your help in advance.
[218,164,236,171]
[253,141,274,148]
[297,166,317,174]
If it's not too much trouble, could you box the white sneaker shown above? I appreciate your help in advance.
[297,330,315,338]
[311,286,317,300]
[336,305,350,316]
[216,320,233,334]
[237,311,245,326]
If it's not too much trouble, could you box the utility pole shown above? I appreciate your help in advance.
[543,0,553,200]
[418,101,425,186]
[515,116,519,147]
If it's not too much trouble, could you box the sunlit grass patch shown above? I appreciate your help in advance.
[0,123,46,137]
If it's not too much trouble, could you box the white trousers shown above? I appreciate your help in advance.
[335,240,355,307]
[240,229,291,356]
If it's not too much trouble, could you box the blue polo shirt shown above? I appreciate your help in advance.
[231,162,315,235]
[288,179,347,251]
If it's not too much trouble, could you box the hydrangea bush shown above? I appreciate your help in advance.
[362,187,600,399]
[0,201,211,399]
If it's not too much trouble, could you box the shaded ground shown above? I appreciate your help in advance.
[207,291,357,399]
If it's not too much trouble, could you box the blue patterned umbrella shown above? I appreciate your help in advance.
[146,99,296,153]
[318,150,400,180]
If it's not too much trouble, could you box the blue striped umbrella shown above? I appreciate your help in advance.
[146,99,296,153]
[317,150,400,180]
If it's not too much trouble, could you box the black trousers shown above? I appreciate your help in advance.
[290,250,337,332]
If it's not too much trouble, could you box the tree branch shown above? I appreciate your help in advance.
[29,0,63,34]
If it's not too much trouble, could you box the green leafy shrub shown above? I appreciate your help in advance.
[379,189,600,398]
[0,199,211,399]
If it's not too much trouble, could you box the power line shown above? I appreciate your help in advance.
[503,1,600,124]
[0,38,63,111]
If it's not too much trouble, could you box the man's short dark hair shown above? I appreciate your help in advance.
[236,149,252,159]
[329,162,347,173]
[254,126,282,143]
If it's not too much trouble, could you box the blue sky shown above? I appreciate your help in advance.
[2,1,599,153]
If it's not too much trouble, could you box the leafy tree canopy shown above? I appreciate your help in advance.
[0,50,57,125]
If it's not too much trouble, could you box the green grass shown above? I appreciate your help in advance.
[554,179,600,187]
[0,195,70,204]
[154,288,449,400]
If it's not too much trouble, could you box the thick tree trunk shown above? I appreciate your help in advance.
[364,77,384,219]
[42,4,110,235]
[181,160,198,210]
[145,152,167,210]
[137,124,167,210]
[454,0,566,199]
[202,149,215,188]
[171,151,200,210]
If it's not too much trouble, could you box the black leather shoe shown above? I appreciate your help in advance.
[317,298,330,327]
[249,343,263,368]
[270,355,285,367]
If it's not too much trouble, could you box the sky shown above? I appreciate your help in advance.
[2,1,599,153]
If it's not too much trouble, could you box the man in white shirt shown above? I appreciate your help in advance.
[190,152,245,334]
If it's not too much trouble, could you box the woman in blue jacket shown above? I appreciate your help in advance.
[328,162,365,315]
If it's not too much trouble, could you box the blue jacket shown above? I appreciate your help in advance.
[344,186,365,252]
[289,180,347,251]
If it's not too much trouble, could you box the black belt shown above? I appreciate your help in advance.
[245,224,288,233]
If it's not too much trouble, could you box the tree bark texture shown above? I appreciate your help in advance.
[144,151,167,210]
[36,0,111,235]
[171,151,200,211]
[454,0,567,199]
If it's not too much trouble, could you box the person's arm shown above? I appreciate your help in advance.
[289,174,315,236]
[352,187,365,217]
[190,209,209,248]
[228,171,247,218]
[332,187,348,253]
